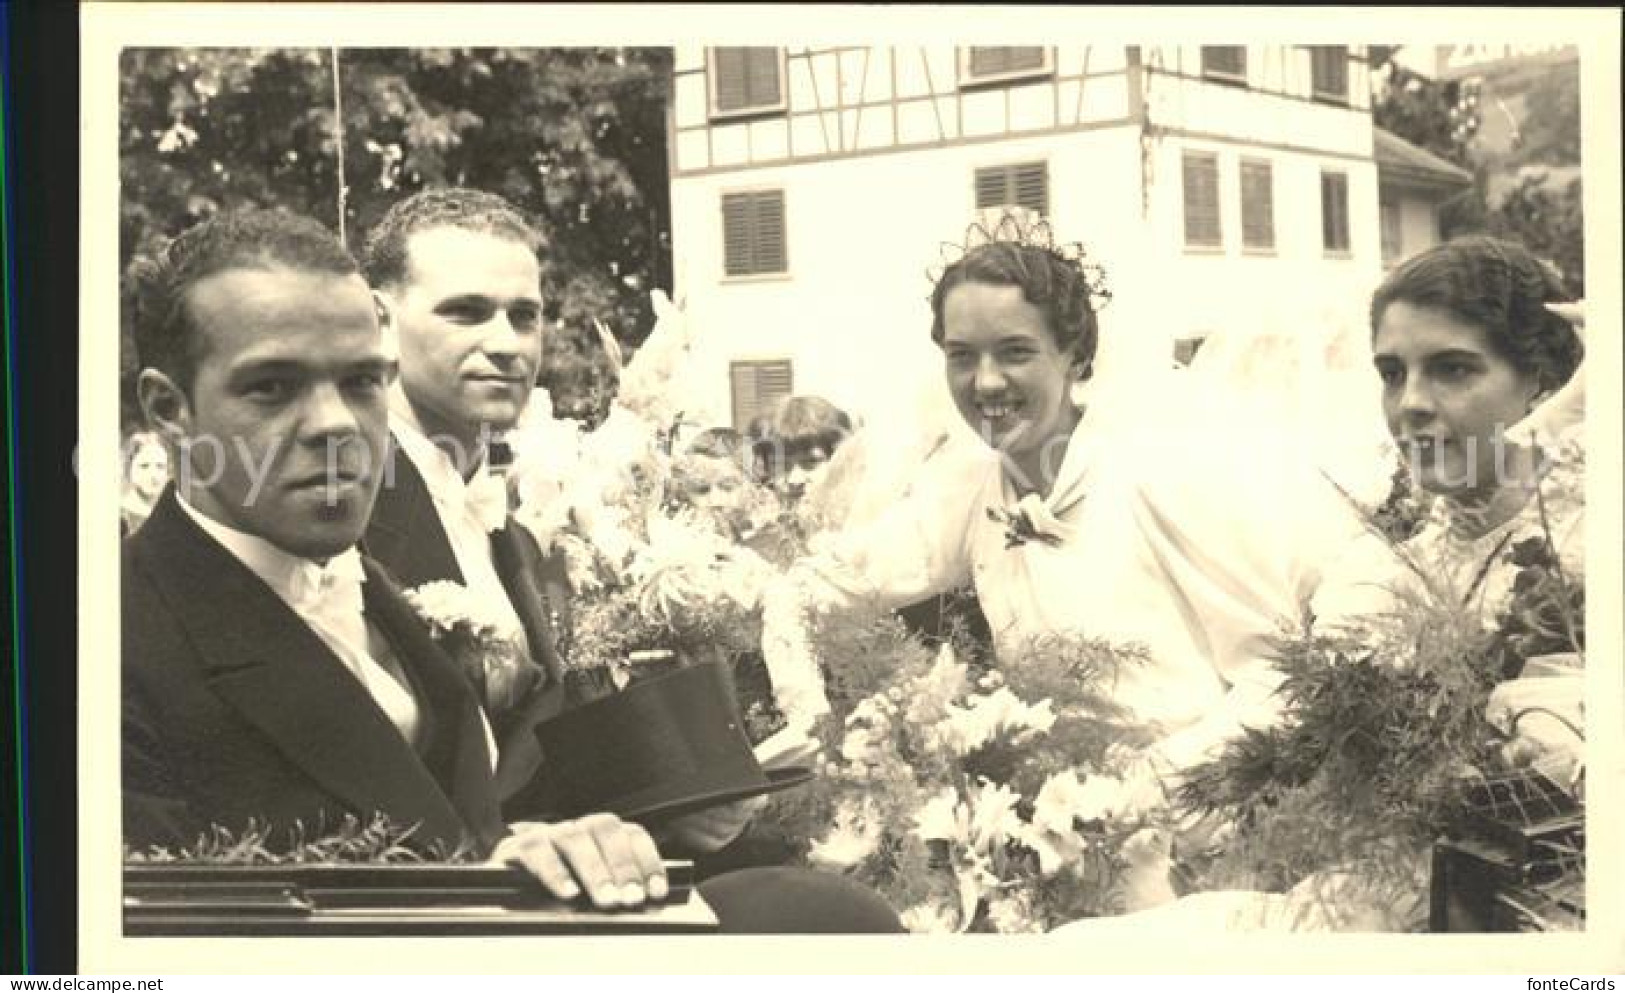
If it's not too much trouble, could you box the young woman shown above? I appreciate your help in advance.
[761,212,1364,805]
[1056,236,1587,935]
[120,430,170,536]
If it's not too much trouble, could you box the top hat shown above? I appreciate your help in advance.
[533,660,811,823]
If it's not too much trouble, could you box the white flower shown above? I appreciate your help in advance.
[402,580,509,640]
[963,779,1024,855]
[899,903,959,934]
[1014,770,1130,876]
[935,687,1056,756]
[806,799,883,869]
[912,787,967,845]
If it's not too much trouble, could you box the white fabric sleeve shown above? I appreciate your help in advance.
[760,453,983,730]
[1131,439,1371,777]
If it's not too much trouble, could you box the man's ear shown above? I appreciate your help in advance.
[137,368,192,446]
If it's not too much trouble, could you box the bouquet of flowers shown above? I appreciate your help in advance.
[1174,451,1587,929]
[402,580,538,718]
[756,599,1165,932]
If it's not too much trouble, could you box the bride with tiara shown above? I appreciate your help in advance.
[761,208,1373,818]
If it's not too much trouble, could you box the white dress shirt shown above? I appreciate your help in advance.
[177,494,423,746]
[389,418,530,659]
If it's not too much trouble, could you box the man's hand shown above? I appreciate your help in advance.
[657,796,766,854]
[490,813,667,910]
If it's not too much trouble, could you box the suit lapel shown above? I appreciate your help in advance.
[364,436,464,590]
[137,494,477,852]
[489,521,569,687]
[361,558,506,850]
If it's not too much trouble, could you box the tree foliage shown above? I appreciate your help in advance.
[1370,47,1584,296]
[119,47,673,427]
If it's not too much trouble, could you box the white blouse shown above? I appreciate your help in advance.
[763,404,1368,777]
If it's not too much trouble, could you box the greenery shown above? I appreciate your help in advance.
[1372,48,1584,295]
[119,47,674,427]
[125,813,481,864]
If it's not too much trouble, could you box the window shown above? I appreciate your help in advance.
[709,47,785,118]
[1321,170,1351,255]
[1240,158,1274,251]
[974,161,1049,217]
[961,47,1052,85]
[1380,192,1403,265]
[1182,152,1222,249]
[1201,46,1247,84]
[1310,46,1348,104]
[730,359,793,431]
[721,190,787,277]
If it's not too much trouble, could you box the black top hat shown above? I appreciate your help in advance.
[533,661,811,823]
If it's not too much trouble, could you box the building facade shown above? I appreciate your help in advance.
[667,44,1444,429]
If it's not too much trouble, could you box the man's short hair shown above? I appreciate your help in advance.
[126,208,359,396]
[360,186,542,289]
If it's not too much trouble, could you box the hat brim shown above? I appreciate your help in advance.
[621,765,815,823]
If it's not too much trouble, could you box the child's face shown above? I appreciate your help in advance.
[674,454,754,534]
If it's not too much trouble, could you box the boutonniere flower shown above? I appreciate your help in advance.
[402,580,535,716]
[986,498,1063,550]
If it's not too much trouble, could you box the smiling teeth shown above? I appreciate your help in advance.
[979,404,1015,418]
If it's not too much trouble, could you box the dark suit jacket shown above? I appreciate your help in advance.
[364,438,574,814]
[122,490,507,856]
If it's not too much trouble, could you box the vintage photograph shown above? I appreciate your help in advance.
[79,2,1622,973]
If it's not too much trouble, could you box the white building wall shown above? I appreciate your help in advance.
[1138,136,1382,354]
[670,126,1147,428]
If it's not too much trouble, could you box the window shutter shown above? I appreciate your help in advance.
[1240,159,1274,250]
[1310,46,1348,103]
[713,47,782,114]
[730,360,794,431]
[1321,170,1350,253]
[1201,46,1247,81]
[722,190,787,277]
[975,162,1048,217]
[1182,152,1222,248]
[967,47,1046,78]
[1380,193,1402,263]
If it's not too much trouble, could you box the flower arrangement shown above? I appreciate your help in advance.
[402,580,538,717]
[1174,451,1587,929]
[755,599,1164,932]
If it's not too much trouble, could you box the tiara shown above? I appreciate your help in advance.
[927,206,1112,312]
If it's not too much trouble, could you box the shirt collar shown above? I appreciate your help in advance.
[390,412,494,506]
[175,490,360,604]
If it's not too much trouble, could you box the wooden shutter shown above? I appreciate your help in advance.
[967,47,1047,79]
[974,162,1048,216]
[1240,158,1274,251]
[1182,152,1222,248]
[722,190,787,277]
[730,360,794,431]
[1380,192,1402,264]
[713,47,783,115]
[1321,170,1350,253]
[1201,46,1247,82]
[1310,46,1348,103]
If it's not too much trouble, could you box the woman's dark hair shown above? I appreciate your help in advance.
[929,241,1102,381]
[1369,235,1582,391]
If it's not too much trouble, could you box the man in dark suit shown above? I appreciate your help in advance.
[123,208,668,910]
[360,189,760,854]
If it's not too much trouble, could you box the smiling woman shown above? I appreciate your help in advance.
[761,210,1365,821]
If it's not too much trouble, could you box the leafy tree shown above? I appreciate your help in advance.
[119,47,673,427]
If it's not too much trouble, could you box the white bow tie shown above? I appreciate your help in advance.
[461,470,511,534]
[288,548,368,647]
